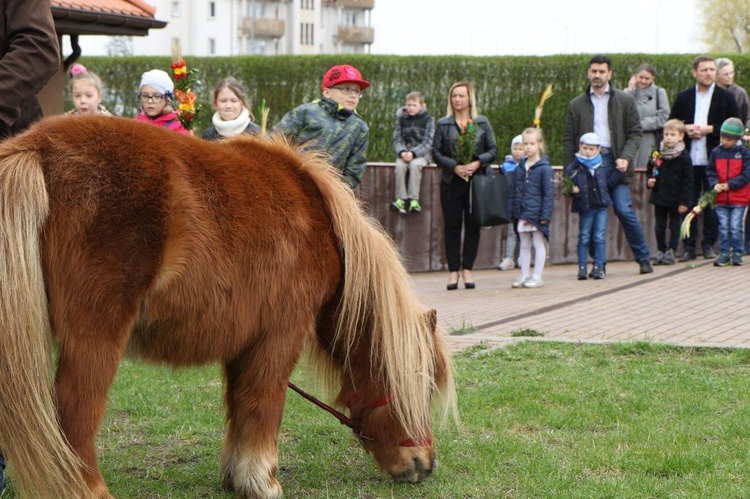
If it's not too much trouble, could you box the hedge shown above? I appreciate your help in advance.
[75,53,746,165]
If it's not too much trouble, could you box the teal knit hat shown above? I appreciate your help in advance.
[720,117,744,139]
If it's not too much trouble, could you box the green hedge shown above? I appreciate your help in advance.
[75,54,745,165]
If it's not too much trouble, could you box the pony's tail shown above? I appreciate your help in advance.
[0,151,88,497]
[300,154,457,439]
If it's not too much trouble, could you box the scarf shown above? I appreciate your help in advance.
[212,107,251,137]
[575,152,602,172]
[660,140,685,161]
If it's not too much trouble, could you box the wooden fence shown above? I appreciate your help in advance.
[357,164,661,272]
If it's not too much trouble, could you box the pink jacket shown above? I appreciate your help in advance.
[134,111,189,136]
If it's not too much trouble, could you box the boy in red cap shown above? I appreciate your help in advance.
[275,64,370,188]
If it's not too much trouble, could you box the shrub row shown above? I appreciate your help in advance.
[77,53,745,164]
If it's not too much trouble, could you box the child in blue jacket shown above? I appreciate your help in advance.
[565,133,624,280]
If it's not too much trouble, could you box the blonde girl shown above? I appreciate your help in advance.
[506,127,554,288]
[67,64,112,116]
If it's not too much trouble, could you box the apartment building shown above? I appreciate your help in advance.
[126,0,375,56]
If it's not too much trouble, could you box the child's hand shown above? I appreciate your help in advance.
[647,178,656,188]
[572,186,580,194]
[678,204,688,214]
[714,183,728,192]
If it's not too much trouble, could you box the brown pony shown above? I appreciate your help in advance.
[0,115,457,498]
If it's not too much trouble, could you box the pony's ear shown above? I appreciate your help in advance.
[425,309,437,334]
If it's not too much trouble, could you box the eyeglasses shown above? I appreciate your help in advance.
[139,93,165,103]
[332,86,362,97]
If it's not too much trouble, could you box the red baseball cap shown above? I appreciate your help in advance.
[321,64,370,91]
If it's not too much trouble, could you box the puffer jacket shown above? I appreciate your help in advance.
[392,107,434,160]
[274,97,369,188]
[0,0,60,138]
[134,110,190,136]
[707,143,750,206]
[507,156,554,239]
[565,159,622,213]
[432,115,497,184]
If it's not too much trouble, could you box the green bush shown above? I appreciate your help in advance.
[75,53,741,164]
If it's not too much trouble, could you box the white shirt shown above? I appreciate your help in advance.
[690,83,715,166]
[590,85,612,149]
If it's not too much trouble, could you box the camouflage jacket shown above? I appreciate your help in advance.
[275,97,369,188]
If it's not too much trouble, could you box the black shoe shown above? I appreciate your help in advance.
[639,260,653,274]
[446,282,458,291]
[464,281,476,289]
[678,250,696,262]
[703,246,717,259]
[590,267,606,279]
[588,263,606,278]
[577,267,588,280]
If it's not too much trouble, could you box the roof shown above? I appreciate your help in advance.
[51,0,167,36]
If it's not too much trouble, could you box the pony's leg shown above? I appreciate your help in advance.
[220,331,305,499]
[55,335,127,499]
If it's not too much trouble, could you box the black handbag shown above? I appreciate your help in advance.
[470,166,510,226]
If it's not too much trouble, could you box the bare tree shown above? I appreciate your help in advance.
[700,0,750,52]
[106,37,133,57]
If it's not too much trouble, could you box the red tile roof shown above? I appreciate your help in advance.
[51,0,157,19]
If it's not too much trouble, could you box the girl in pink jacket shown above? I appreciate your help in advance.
[134,69,189,135]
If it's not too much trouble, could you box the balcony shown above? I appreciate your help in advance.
[240,17,285,38]
[334,0,375,8]
[337,25,374,44]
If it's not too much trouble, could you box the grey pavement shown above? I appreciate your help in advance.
[410,259,750,353]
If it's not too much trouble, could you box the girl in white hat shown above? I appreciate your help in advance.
[134,69,189,135]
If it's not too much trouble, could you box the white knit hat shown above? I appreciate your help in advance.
[511,135,523,146]
[139,69,174,96]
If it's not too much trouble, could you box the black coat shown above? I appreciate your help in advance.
[646,150,693,208]
[432,115,498,184]
[668,85,741,163]
[202,122,261,140]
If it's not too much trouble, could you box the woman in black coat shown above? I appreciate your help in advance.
[432,81,497,290]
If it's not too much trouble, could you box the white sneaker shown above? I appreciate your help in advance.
[498,257,515,270]
[511,276,529,288]
[523,277,544,288]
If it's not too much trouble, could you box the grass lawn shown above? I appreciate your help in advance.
[7,341,750,497]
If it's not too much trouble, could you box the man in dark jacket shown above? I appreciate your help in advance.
[563,54,652,275]
[0,0,60,493]
[669,55,742,261]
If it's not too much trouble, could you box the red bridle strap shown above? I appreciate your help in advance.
[288,383,432,447]
[399,438,433,447]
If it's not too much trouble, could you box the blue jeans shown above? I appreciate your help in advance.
[601,153,650,262]
[716,204,745,254]
[578,207,608,268]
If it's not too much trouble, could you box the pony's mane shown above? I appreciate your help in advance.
[227,134,457,438]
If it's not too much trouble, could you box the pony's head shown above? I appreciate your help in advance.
[335,309,456,483]
[290,138,458,483]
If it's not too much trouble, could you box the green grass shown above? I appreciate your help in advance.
[7,341,750,497]
[447,317,477,335]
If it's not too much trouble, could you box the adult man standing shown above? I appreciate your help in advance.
[0,0,61,494]
[669,55,741,261]
[563,54,652,275]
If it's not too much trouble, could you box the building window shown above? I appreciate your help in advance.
[310,24,314,46]
[208,38,216,55]
[171,1,181,17]
[208,1,216,19]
